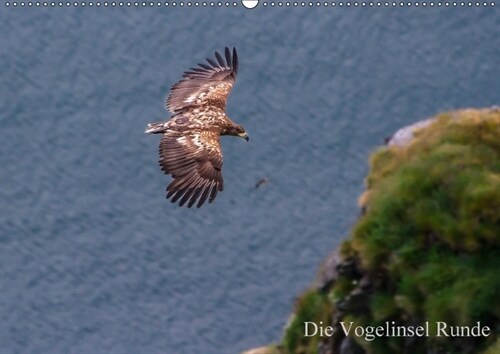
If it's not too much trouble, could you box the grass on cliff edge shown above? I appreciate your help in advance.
[348,109,500,353]
[282,289,331,354]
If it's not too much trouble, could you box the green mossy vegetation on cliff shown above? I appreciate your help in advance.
[277,108,500,354]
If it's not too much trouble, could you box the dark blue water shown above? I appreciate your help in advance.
[1,5,499,354]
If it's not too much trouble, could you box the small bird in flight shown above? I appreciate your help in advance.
[145,47,248,208]
[255,177,269,188]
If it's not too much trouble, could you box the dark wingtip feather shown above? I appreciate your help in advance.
[187,185,205,208]
[208,183,219,204]
[171,186,189,204]
[225,47,231,68]
[232,47,238,74]
[180,186,198,207]
[215,51,226,67]
[197,186,211,208]
[180,189,199,208]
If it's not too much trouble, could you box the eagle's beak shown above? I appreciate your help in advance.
[239,132,249,141]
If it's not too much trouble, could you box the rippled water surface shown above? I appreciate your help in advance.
[1,6,499,354]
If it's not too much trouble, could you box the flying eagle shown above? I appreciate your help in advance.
[145,47,248,208]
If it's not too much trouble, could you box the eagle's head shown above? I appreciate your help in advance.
[225,124,249,142]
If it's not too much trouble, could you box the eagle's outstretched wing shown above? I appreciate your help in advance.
[166,47,238,112]
[159,130,224,208]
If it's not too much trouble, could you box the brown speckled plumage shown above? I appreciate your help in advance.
[145,47,248,208]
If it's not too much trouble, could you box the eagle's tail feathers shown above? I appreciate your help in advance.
[145,122,167,134]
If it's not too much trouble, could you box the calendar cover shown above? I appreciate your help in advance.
[1,2,499,353]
